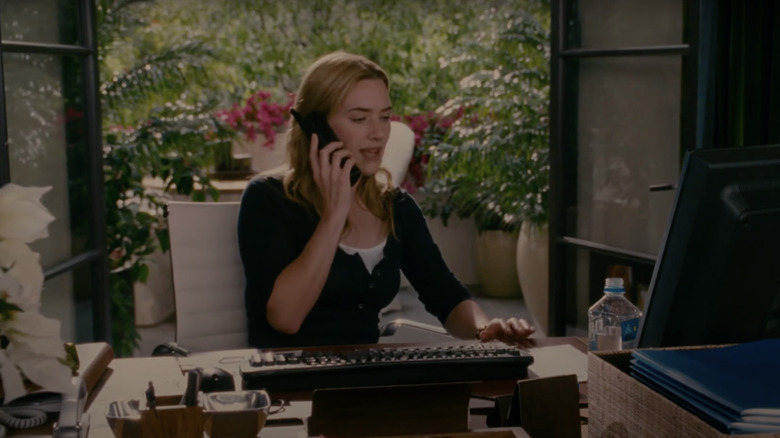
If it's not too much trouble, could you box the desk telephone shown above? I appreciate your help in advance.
[0,377,89,438]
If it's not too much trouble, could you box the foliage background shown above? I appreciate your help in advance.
[422,5,551,232]
[99,0,550,355]
[103,0,517,116]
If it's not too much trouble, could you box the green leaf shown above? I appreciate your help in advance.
[0,300,23,317]
[156,228,171,253]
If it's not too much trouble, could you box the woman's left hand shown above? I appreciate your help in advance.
[477,317,535,346]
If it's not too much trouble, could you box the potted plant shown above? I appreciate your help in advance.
[214,90,294,177]
[98,2,230,356]
[420,5,550,302]
[394,109,464,193]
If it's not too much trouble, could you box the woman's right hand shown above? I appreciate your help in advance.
[266,133,356,334]
[309,133,355,222]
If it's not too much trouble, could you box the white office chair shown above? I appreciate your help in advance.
[164,200,248,354]
[382,120,415,187]
[378,121,417,315]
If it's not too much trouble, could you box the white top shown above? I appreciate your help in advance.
[339,240,386,273]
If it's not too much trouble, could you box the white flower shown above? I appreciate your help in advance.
[0,312,71,402]
[0,271,23,303]
[0,351,26,403]
[0,296,70,403]
[0,184,54,243]
[0,182,71,403]
[5,310,65,353]
[0,240,44,309]
[2,341,72,402]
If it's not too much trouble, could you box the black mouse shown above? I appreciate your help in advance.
[198,367,236,393]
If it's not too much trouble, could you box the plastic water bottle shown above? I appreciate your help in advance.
[588,277,642,351]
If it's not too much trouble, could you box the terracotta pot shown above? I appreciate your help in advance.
[516,222,549,335]
[474,230,522,298]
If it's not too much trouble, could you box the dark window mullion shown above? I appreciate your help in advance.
[0,41,90,55]
[680,0,700,156]
[0,43,8,184]
[549,0,566,339]
[43,249,103,278]
[0,17,8,184]
[79,0,110,343]
[560,237,656,265]
[561,44,689,58]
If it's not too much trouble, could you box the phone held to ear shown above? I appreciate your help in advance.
[290,108,361,185]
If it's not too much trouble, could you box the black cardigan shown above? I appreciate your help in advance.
[237,176,471,348]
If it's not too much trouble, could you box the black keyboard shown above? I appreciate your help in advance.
[239,342,534,392]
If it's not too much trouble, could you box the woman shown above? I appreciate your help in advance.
[238,51,535,348]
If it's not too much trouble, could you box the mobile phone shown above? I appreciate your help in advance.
[291,108,361,185]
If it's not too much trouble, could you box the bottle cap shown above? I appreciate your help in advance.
[604,277,625,293]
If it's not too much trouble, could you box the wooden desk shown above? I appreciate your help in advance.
[66,337,586,437]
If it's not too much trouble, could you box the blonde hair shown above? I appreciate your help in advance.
[284,51,397,235]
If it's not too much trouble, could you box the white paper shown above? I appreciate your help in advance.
[177,349,248,373]
[527,344,588,382]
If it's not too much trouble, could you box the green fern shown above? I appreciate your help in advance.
[98,0,228,357]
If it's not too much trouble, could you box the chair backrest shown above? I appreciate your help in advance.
[167,201,248,353]
[382,121,415,187]
[262,120,415,185]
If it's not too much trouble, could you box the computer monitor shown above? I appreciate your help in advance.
[637,144,780,348]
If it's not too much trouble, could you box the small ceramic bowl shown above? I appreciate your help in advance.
[200,390,271,438]
[105,399,142,437]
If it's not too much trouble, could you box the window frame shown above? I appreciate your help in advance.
[548,0,702,336]
[0,1,110,343]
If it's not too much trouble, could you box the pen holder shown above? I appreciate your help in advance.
[106,396,204,438]
[139,405,204,438]
[106,391,272,438]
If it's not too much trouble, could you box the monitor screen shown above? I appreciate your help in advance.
[637,144,780,348]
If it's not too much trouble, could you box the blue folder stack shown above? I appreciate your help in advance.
[630,339,780,435]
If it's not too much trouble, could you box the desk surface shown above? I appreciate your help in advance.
[14,337,587,437]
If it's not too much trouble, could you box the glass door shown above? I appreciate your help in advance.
[0,1,109,343]
[548,0,699,335]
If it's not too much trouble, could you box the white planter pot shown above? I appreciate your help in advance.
[233,130,288,174]
[402,192,479,288]
[516,222,549,335]
[474,230,522,298]
[134,248,174,326]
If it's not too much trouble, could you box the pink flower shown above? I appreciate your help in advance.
[400,108,465,188]
[216,91,295,147]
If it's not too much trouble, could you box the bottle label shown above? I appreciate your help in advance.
[621,318,640,342]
